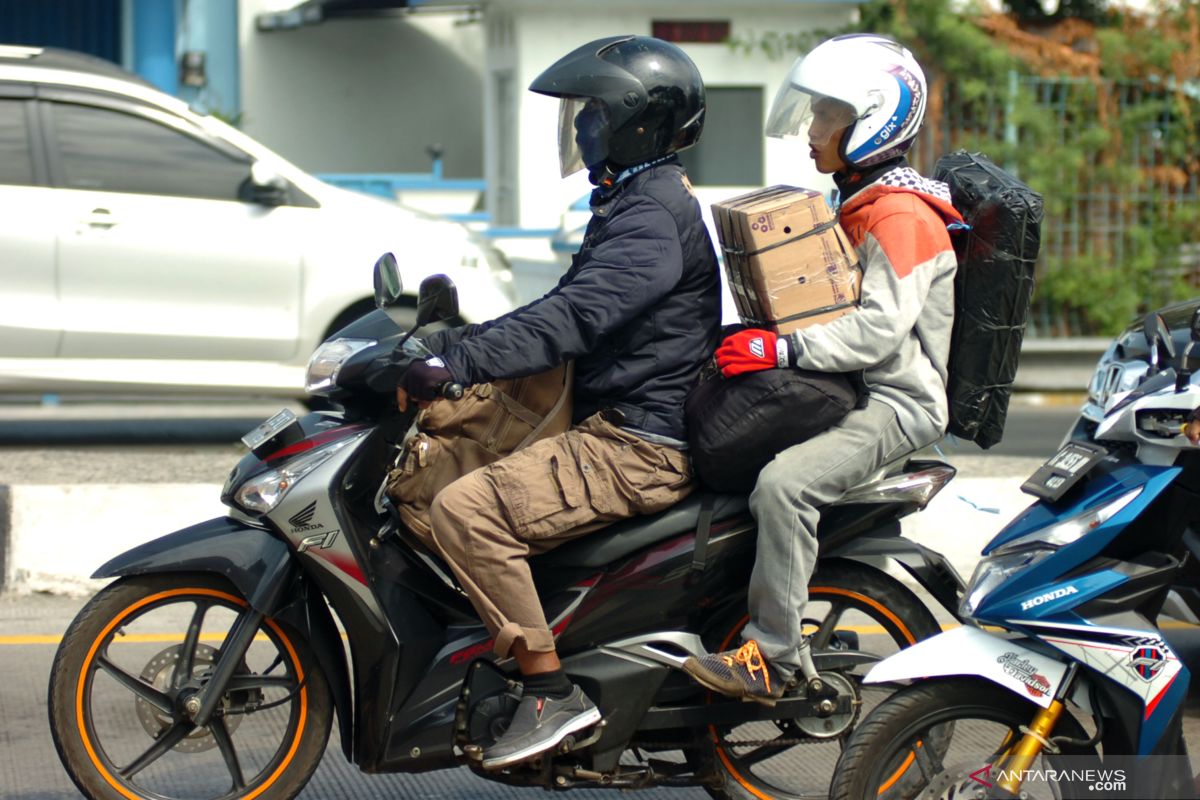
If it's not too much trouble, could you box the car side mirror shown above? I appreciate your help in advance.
[416,275,459,327]
[373,253,403,309]
[248,161,288,206]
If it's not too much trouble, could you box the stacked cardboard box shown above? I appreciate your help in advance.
[712,185,860,334]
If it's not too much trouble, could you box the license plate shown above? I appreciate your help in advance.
[1020,440,1108,502]
[242,408,300,452]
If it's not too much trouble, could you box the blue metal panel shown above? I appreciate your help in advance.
[131,0,176,94]
[178,0,240,117]
[0,0,121,62]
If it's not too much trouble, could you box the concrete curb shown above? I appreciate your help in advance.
[0,477,1034,596]
[4,483,225,595]
[0,484,9,593]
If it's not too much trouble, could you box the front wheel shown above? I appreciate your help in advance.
[48,574,332,800]
[830,678,1095,800]
[692,559,943,800]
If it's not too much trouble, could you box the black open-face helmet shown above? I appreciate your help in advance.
[529,35,706,181]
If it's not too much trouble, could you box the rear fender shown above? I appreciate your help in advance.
[824,522,965,616]
[864,626,1069,709]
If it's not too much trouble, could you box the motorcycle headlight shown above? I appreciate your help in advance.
[305,338,376,395]
[231,435,360,515]
[960,547,1055,618]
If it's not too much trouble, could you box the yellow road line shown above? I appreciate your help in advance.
[0,632,269,646]
[0,630,353,646]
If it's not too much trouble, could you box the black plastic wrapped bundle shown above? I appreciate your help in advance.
[933,151,1043,449]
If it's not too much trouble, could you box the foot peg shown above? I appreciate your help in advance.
[563,719,605,752]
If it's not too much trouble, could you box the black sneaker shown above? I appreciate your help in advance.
[481,685,602,770]
[682,639,786,706]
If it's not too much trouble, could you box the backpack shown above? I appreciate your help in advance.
[933,151,1044,450]
[684,363,862,492]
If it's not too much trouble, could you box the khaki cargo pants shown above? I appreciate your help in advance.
[425,413,693,658]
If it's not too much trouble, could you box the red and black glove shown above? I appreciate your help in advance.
[714,329,793,378]
[399,357,455,402]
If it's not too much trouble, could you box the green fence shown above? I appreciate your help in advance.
[907,73,1199,336]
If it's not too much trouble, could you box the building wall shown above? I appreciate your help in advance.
[237,0,485,177]
[485,1,857,228]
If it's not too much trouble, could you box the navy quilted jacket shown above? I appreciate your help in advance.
[428,159,721,440]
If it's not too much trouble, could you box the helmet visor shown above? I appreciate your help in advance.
[766,83,857,149]
[557,97,611,178]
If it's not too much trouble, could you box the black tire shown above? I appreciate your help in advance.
[829,678,1095,800]
[48,574,332,800]
[692,559,943,800]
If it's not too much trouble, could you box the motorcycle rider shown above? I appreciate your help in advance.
[683,34,963,703]
[394,36,721,768]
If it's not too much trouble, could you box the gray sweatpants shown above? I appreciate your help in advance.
[742,398,917,677]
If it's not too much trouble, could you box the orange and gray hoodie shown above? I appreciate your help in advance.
[786,164,963,448]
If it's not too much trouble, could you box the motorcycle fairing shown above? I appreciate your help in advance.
[972,466,1179,620]
[863,626,1069,708]
[984,462,1176,556]
[1021,618,1190,753]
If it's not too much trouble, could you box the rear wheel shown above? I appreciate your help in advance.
[48,574,332,800]
[692,560,943,800]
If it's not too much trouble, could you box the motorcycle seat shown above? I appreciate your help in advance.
[531,491,749,571]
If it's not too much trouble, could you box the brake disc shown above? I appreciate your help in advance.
[135,643,243,753]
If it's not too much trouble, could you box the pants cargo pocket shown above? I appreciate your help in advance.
[631,446,693,515]
[489,447,591,540]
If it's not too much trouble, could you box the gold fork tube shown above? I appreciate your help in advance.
[996,700,1065,795]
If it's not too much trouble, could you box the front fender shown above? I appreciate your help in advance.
[865,626,1069,709]
[92,517,294,615]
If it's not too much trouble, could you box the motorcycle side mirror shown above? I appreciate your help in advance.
[1178,308,1200,391]
[1143,312,1175,372]
[373,253,404,309]
[416,274,459,327]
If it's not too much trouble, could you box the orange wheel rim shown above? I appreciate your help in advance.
[74,587,308,800]
[709,585,919,799]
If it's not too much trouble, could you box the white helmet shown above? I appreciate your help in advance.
[766,34,927,168]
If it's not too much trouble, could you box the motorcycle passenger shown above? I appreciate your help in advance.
[394,36,721,768]
[683,34,963,703]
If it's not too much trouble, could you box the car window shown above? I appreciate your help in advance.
[0,98,34,186]
[49,102,250,200]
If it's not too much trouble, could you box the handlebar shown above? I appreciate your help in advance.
[440,382,464,400]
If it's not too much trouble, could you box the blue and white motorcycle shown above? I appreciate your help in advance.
[829,310,1200,800]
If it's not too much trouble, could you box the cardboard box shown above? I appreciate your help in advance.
[712,185,860,334]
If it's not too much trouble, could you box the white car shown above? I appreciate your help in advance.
[0,45,517,397]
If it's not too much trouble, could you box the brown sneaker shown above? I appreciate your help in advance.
[682,639,785,706]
